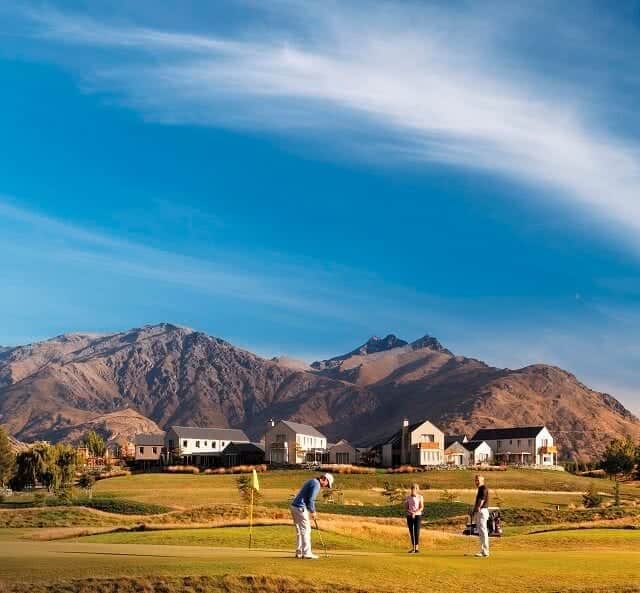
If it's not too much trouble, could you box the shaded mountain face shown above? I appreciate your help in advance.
[1,323,638,460]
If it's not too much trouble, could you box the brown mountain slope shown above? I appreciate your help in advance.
[0,324,373,444]
[0,324,638,459]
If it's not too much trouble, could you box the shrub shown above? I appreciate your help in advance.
[583,483,603,508]
[386,465,420,474]
[163,465,200,474]
[94,469,131,481]
[33,492,46,506]
[203,464,267,475]
[73,496,170,515]
[318,464,375,475]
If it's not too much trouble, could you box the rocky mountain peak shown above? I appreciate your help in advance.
[410,334,452,354]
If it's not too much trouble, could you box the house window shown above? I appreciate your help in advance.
[183,440,188,447]
[204,441,208,447]
[152,447,157,454]
[528,439,532,446]
[212,441,217,448]
[196,440,200,448]
[168,440,174,449]
[336,452,349,464]
[276,433,286,442]
[221,442,225,448]
[509,440,512,445]
[517,440,521,447]
[421,434,435,442]
[497,440,502,450]
[139,447,144,454]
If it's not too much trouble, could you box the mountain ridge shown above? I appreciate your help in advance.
[0,323,638,459]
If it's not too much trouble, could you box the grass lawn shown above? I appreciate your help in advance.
[93,469,636,510]
[1,526,639,593]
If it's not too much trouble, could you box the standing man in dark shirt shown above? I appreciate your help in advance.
[473,474,490,557]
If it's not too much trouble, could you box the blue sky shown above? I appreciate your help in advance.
[1,1,639,413]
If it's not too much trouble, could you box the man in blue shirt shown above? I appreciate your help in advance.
[290,473,334,559]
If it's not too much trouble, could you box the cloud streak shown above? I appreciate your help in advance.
[14,2,640,249]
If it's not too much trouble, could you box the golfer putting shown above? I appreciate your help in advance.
[404,483,424,554]
[290,472,334,559]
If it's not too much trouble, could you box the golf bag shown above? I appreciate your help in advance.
[462,508,502,537]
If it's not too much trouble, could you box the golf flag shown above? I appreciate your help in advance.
[250,468,260,492]
[248,469,259,549]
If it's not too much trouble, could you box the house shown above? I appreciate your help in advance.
[375,418,445,467]
[166,426,250,467]
[222,442,265,467]
[471,426,558,466]
[327,439,358,465]
[444,437,493,466]
[264,420,327,465]
[134,432,166,467]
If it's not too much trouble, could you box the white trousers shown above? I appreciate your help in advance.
[290,505,312,556]
[476,508,490,556]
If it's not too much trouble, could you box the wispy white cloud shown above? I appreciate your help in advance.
[14,2,640,249]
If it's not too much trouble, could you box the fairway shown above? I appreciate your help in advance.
[1,528,639,593]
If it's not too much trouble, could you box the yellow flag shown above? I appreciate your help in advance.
[250,468,260,492]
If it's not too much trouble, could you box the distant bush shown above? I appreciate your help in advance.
[163,465,200,474]
[386,465,420,474]
[583,483,604,508]
[203,464,267,475]
[94,469,131,481]
[319,464,375,475]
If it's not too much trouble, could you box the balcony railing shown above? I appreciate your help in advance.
[417,442,440,449]
[539,446,557,454]
[270,442,289,450]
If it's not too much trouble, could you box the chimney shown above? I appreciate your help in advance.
[400,418,410,465]
[269,418,275,428]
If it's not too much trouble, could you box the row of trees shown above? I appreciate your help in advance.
[0,426,108,494]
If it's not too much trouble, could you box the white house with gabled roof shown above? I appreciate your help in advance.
[166,425,250,467]
[471,426,557,466]
[264,419,327,465]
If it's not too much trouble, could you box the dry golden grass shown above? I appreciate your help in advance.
[319,464,376,474]
[0,575,374,593]
[203,464,267,475]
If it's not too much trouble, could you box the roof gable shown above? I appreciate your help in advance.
[280,420,326,439]
[134,432,166,446]
[461,440,488,452]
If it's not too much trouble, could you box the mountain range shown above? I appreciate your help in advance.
[1,323,638,460]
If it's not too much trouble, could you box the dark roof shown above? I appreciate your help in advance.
[169,426,249,442]
[223,442,265,454]
[280,420,326,439]
[471,426,546,441]
[445,435,467,448]
[461,440,487,452]
[134,432,166,446]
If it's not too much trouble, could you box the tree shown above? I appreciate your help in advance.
[78,471,96,499]
[83,431,106,458]
[54,444,77,495]
[12,444,55,491]
[236,475,261,503]
[601,437,636,482]
[0,426,15,489]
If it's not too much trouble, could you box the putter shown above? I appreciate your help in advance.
[314,517,329,558]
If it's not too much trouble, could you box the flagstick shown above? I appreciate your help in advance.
[249,486,254,549]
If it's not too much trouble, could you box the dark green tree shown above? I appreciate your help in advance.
[0,426,15,489]
[54,443,77,495]
[78,471,96,499]
[601,437,636,481]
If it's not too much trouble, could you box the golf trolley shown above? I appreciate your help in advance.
[462,506,503,537]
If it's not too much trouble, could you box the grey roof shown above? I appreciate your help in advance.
[472,426,546,441]
[134,432,166,446]
[169,426,249,442]
[461,440,487,452]
[280,420,326,439]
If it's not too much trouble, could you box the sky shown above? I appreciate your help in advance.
[0,1,639,413]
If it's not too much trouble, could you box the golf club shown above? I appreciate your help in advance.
[314,517,329,558]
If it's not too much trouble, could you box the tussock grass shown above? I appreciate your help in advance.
[0,575,373,593]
